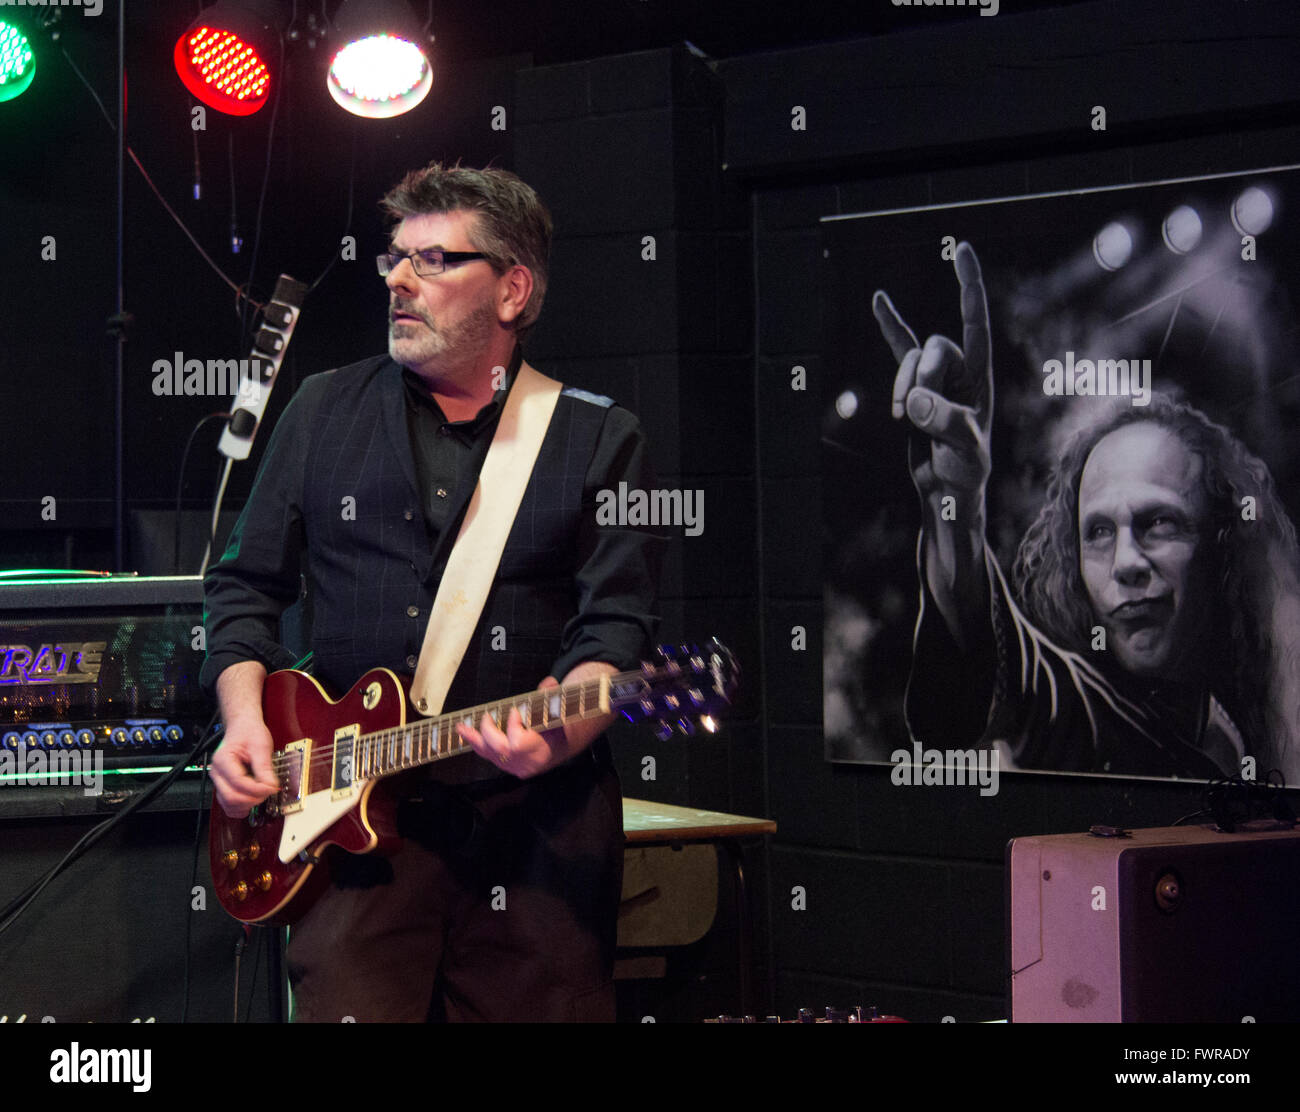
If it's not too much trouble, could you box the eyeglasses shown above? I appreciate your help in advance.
[376,248,488,278]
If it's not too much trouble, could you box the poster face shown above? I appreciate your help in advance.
[822,165,1300,783]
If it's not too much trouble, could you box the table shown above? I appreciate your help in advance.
[621,798,777,1017]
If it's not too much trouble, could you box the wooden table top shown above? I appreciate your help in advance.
[622,797,777,843]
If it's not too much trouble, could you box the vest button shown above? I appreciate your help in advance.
[403,509,415,521]
[407,605,419,618]
[406,655,418,669]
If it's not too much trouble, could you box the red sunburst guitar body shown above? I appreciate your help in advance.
[209,668,407,925]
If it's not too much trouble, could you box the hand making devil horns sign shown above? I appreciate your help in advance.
[870,241,996,645]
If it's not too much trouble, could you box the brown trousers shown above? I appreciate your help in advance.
[285,747,623,1022]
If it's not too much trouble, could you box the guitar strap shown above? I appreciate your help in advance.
[408,361,563,715]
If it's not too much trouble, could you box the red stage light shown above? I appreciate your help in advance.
[173,3,277,117]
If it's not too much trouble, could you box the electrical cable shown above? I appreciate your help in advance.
[58,44,262,312]
[174,411,233,573]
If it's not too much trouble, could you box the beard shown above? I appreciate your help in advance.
[388,295,499,370]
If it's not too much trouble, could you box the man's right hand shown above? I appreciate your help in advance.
[210,661,280,818]
[210,716,280,818]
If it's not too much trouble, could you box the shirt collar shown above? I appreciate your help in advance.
[401,343,523,433]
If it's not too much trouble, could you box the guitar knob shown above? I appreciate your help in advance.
[255,871,273,892]
[222,850,239,871]
[231,881,250,902]
[246,841,261,861]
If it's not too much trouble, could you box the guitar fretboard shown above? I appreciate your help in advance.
[354,672,626,779]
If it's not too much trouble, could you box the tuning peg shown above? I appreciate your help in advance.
[688,688,705,706]
[676,718,695,736]
[640,697,656,717]
[654,720,674,742]
[656,644,675,659]
[663,694,680,710]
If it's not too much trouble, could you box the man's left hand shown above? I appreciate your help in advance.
[456,661,617,778]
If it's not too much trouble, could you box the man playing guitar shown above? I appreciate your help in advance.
[203,162,664,1022]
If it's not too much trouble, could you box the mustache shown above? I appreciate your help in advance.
[389,300,428,324]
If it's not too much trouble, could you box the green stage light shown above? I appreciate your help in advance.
[0,19,35,104]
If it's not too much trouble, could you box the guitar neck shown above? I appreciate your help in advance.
[354,670,633,780]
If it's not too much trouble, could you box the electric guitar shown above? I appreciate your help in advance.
[210,639,738,923]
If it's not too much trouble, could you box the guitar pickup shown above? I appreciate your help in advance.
[331,725,358,800]
[279,740,307,814]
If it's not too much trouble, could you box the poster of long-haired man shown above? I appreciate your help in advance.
[822,166,1300,783]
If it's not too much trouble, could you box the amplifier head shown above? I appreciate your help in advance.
[0,575,208,770]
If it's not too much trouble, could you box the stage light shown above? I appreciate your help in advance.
[174,1,279,117]
[1092,221,1134,272]
[0,19,35,104]
[1231,186,1274,237]
[1160,205,1202,255]
[328,0,432,119]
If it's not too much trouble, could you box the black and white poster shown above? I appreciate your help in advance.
[823,164,1300,782]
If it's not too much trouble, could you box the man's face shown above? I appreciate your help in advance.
[385,209,500,373]
[1077,422,1213,680]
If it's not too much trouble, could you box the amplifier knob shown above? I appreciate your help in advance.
[255,871,273,891]
[2,732,20,751]
[165,725,183,743]
[148,726,165,745]
[76,730,94,748]
[129,727,147,745]
[111,728,129,747]
[40,731,59,750]
[22,732,39,749]
[222,850,239,870]
[59,731,76,749]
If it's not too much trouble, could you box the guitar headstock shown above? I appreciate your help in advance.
[613,637,739,740]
